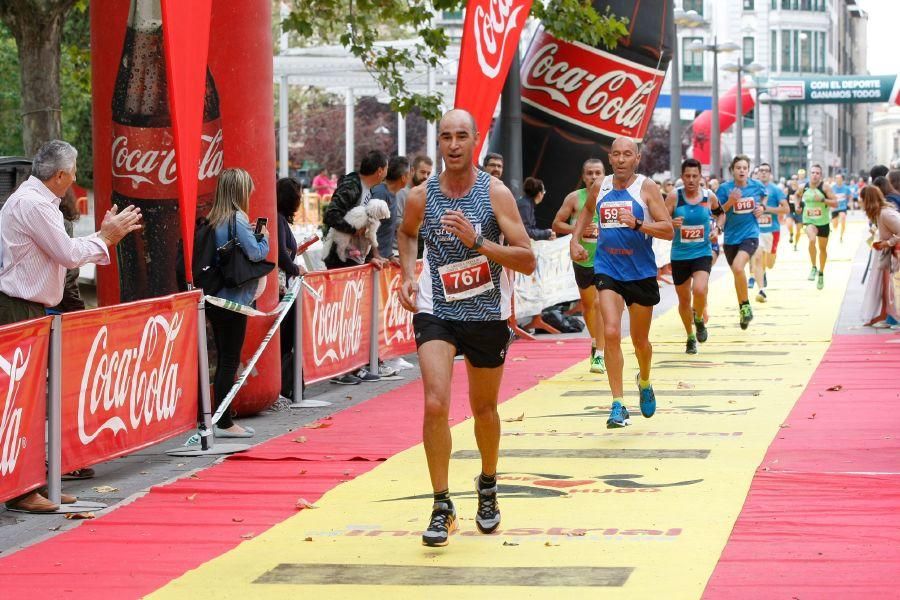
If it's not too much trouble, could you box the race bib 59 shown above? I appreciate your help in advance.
[599,200,633,229]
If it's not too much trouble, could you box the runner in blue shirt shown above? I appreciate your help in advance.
[715,155,766,330]
[830,174,852,243]
[751,163,790,303]
[666,158,719,355]
[570,137,673,429]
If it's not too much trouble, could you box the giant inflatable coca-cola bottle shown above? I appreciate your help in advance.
[111,0,223,302]
[516,0,673,228]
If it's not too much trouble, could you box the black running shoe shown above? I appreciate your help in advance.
[686,336,698,355]
[694,317,708,343]
[474,477,501,534]
[421,501,457,547]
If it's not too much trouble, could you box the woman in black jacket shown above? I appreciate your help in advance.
[276,177,304,397]
[516,177,556,241]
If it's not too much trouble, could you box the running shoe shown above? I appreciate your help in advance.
[422,501,458,547]
[636,373,656,418]
[354,368,381,382]
[377,361,402,379]
[756,290,767,303]
[474,477,501,534]
[590,353,606,374]
[739,303,753,330]
[694,315,708,343]
[748,276,755,289]
[330,373,361,385]
[808,266,818,281]
[606,401,631,428]
[686,336,698,355]
[763,273,768,288]
[817,272,824,290]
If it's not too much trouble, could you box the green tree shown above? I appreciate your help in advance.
[283,1,629,120]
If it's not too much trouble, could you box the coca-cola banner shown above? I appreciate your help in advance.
[0,318,51,504]
[455,0,533,158]
[517,0,673,230]
[377,262,423,360]
[60,292,200,474]
[301,266,374,385]
[93,0,281,416]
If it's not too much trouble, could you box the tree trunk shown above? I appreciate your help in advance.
[0,0,76,155]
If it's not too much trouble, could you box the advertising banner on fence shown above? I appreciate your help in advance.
[0,318,51,503]
[60,292,200,473]
[302,266,374,384]
[514,236,581,319]
[378,262,422,360]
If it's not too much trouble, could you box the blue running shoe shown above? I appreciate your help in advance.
[748,276,755,289]
[636,373,656,418]
[606,401,630,428]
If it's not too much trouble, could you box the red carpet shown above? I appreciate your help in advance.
[0,339,584,599]
[704,334,900,599]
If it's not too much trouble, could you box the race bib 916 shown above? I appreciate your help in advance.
[734,198,755,214]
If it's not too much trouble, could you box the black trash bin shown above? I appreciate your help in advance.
[0,157,32,209]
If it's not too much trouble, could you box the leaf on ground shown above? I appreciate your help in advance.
[304,536,314,542]
[296,498,318,510]
[186,494,197,501]
[502,413,525,423]
[544,541,560,547]
[240,533,254,539]
[555,341,565,345]
[293,436,308,443]
[299,469,308,475]
[139,471,149,475]
[566,531,586,537]
[232,517,244,523]
[779,424,790,429]
[808,413,817,420]
[189,473,200,479]
[303,422,331,429]
[65,512,95,520]
[176,463,185,467]
[502,541,519,546]
[826,384,843,391]
[512,357,527,362]
[677,381,694,389]
[48,525,62,531]
[342,470,351,476]
[92,486,118,493]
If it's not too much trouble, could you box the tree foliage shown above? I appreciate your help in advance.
[283,1,629,121]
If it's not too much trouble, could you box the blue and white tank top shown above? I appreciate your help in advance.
[416,170,511,320]
[594,174,657,281]
[671,187,712,261]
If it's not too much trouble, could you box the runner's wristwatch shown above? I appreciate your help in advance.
[470,234,484,250]
[632,218,643,231]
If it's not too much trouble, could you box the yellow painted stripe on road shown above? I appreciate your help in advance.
[152,225,861,600]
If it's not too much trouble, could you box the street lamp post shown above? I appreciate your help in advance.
[689,38,739,179]
[747,79,776,174]
[722,61,765,158]
[671,8,705,179]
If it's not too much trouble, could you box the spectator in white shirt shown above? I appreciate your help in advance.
[0,139,142,513]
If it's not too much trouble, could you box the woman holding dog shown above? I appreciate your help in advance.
[206,168,270,438]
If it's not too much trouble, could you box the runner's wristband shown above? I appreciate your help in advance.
[470,233,484,250]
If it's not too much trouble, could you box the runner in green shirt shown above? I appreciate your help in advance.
[794,164,837,290]
[553,158,606,373]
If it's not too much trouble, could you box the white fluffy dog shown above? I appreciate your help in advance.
[322,198,391,263]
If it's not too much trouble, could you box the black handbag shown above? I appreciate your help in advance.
[217,214,275,288]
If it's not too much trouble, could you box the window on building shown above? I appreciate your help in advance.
[743,0,754,9]
[683,37,704,82]
[781,29,791,72]
[780,105,807,136]
[683,0,703,16]
[800,31,811,72]
[800,0,812,9]
[818,31,826,73]
[771,31,778,70]
[743,37,755,65]
[779,144,807,178]
[792,30,800,71]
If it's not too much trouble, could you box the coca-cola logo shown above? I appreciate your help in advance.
[78,313,184,445]
[0,346,31,478]
[473,0,527,79]
[383,272,414,346]
[521,29,663,139]
[111,124,223,192]
[311,280,365,367]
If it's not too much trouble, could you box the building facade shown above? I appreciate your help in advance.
[872,106,900,169]
[665,0,870,178]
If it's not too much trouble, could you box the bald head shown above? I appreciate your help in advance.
[608,136,641,181]
[440,109,477,135]
[610,137,639,154]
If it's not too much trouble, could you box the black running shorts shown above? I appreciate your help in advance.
[572,262,595,290]
[671,255,713,286]
[413,312,513,369]
[724,238,759,266]
[806,223,830,238]
[594,273,660,307]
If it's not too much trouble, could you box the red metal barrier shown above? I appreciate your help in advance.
[0,318,52,504]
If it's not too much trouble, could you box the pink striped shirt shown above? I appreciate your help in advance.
[0,176,109,307]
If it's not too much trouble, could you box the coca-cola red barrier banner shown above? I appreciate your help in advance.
[377,262,423,361]
[516,0,673,230]
[301,266,374,385]
[93,0,280,416]
[60,292,200,474]
[455,0,533,158]
[0,318,51,504]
